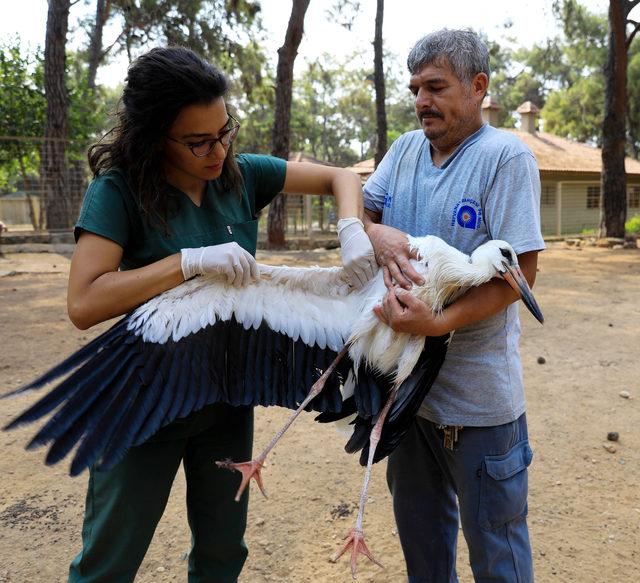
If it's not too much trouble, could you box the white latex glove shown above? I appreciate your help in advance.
[337,217,378,289]
[181,242,258,288]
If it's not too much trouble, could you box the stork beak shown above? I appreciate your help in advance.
[502,264,544,324]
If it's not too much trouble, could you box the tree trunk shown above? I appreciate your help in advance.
[41,0,71,231]
[600,0,629,237]
[18,156,40,230]
[373,0,387,168]
[87,0,111,90]
[266,0,311,249]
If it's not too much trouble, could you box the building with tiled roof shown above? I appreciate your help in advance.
[501,101,640,235]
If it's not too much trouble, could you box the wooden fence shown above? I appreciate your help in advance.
[0,196,41,228]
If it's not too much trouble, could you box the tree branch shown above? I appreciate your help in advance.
[628,0,640,10]
[100,27,127,59]
[505,66,527,84]
[626,20,640,49]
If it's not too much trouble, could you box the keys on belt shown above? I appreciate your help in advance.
[437,425,463,450]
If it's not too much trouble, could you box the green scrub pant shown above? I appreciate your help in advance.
[68,403,253,583]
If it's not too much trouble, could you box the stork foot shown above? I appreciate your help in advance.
[216,459,267,502]
[331,527,383,579]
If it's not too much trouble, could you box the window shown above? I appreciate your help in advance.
[541,185,555,205]
[586,186,600,209]
[629,186,640,208]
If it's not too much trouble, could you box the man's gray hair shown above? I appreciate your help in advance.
[407,29,490,83]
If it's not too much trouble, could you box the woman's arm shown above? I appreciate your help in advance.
[282,162,362,218]
[67,232,184,330]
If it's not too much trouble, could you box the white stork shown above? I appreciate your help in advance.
[2,235,543,578]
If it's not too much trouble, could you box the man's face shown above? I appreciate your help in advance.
[408,59,486,151]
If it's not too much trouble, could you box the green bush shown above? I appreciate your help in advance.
[626,214,640,233]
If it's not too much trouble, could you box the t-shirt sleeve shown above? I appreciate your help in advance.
[238,154,287,213]
[483,152,546,255]
[363,137,401,214]
[74,175,133,247]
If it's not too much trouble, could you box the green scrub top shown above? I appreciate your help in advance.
[75,153,287,269]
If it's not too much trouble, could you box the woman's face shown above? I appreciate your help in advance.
[163,97,233,182]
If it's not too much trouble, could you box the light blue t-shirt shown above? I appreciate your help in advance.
[363,124,545,426]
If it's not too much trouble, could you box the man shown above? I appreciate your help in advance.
[363,29,544,582]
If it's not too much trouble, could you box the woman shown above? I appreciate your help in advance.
[66,46,377,583]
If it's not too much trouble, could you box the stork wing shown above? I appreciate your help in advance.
[2,266,365,476]
[3,314,355,476]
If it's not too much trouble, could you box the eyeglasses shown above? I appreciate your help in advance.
[167,115,240,157]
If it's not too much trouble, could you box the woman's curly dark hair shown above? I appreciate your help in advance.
[88,46,243,232]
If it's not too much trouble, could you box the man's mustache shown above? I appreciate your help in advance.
[418,109,443,120]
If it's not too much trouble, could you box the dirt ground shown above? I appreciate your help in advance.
[0,243,638,583]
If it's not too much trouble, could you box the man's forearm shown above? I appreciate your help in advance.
[436,279,520,333]
[436,251,538,334]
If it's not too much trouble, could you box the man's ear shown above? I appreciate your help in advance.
[471,73,489,100]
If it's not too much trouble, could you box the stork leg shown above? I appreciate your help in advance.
[217,345,350,502]
[332,383,399,579]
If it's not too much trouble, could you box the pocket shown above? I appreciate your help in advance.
[478,440,533,531]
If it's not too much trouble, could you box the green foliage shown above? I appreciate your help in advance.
[259,53,418,166]
[542,75,605,144]
[66,52,111,160]
[481,38,551,127]
[386,97,417,144]
[0,38,45,190]
[533,1,609,144]
[0,38,112,190]
[491,68,546,128]
[384,52,420,142]
[627,42,640,158]
[552,0,608,73]
[485,2,613,142]
[109,0,265,94]
[288,56,368,166]
[231,40,276,154]
[626,214,640,233]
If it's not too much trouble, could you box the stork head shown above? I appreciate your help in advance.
[471,240,544,324]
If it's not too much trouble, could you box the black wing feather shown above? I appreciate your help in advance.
[99,350,173,470]
[25,340,133,448]
[7,338,131,433]
[41,349,140,470]
[67,354,145,475]
[355,335,450,466]
[1,320,129,399]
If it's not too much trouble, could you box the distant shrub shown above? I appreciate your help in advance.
[626,214,640,233]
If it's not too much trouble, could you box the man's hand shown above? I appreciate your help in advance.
[373,287,450,336]
[365,222,425,290]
